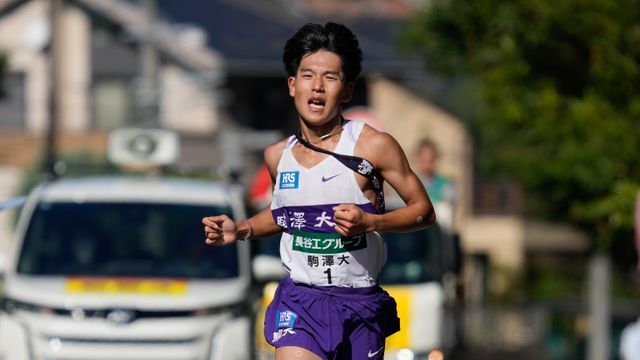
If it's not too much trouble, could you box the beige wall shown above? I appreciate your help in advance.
[460,216,526,268]
[368,74,473,229]
[161,65,219,134]
[460,215,588,269]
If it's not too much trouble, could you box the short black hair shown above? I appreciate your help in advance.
[283,22,363,82]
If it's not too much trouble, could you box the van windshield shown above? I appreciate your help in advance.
[378,226,442,285]
[17,202,239,279]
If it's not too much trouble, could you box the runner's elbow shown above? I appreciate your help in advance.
[426,206,436,226]
[415,202,436,229]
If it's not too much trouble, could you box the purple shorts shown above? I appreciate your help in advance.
[263,276,400,360]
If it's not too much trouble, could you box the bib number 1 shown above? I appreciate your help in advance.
[323,268,333,284]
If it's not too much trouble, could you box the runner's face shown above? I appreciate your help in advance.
[288,50,354,127]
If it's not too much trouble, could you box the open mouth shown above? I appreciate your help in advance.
[308,97,326,112]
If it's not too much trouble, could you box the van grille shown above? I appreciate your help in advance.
[1,297,245,323]
[44,336,203,345]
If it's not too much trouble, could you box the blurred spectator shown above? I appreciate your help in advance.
[414,139,456,230]
[249,163,272,211]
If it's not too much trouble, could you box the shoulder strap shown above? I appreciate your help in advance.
[295,130,385,213]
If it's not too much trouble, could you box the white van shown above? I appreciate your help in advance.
[0,176,252,360]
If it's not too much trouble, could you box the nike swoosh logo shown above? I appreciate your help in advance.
[368,347,383,358]
[321,174,341,182]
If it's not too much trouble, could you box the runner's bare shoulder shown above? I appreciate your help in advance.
[264,137,290,176]
[355,124,401,166]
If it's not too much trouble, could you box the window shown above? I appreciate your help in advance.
[0,72,26,129]
[19,202,240,279]
[91,79,131,129]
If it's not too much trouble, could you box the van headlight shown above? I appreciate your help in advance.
[0,298,17,315]
[1,297,54,316]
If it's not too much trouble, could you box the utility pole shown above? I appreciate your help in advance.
[45,0,64,179]
[139,0,159,128]
[587,254,610,360]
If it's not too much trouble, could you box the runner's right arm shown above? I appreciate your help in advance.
[203,140,285,246]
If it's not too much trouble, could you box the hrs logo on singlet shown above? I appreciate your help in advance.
[279,171,299,189]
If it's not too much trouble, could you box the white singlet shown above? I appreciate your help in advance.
[270,120,387,288]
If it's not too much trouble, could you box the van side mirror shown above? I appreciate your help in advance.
[252,255,286,283]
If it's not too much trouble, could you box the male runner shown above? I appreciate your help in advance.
[203,22,435,360]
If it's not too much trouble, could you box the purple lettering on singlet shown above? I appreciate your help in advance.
[271,203,376,234]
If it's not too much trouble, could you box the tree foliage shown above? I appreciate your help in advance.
[401,0,640,249]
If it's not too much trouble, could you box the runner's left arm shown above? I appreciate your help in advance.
[333,131,435,235]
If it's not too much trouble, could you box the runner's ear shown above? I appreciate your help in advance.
[288,76,296,98]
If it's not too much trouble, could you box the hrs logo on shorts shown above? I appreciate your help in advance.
[276,309,298,328]
[279,171,299,189]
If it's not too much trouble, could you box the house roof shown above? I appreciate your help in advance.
[156,0,419,76]
[157,0,297,76]
[0,0,420,77]
[0,0,223,74]
[300,0,418,19]
[80,0,223,72]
